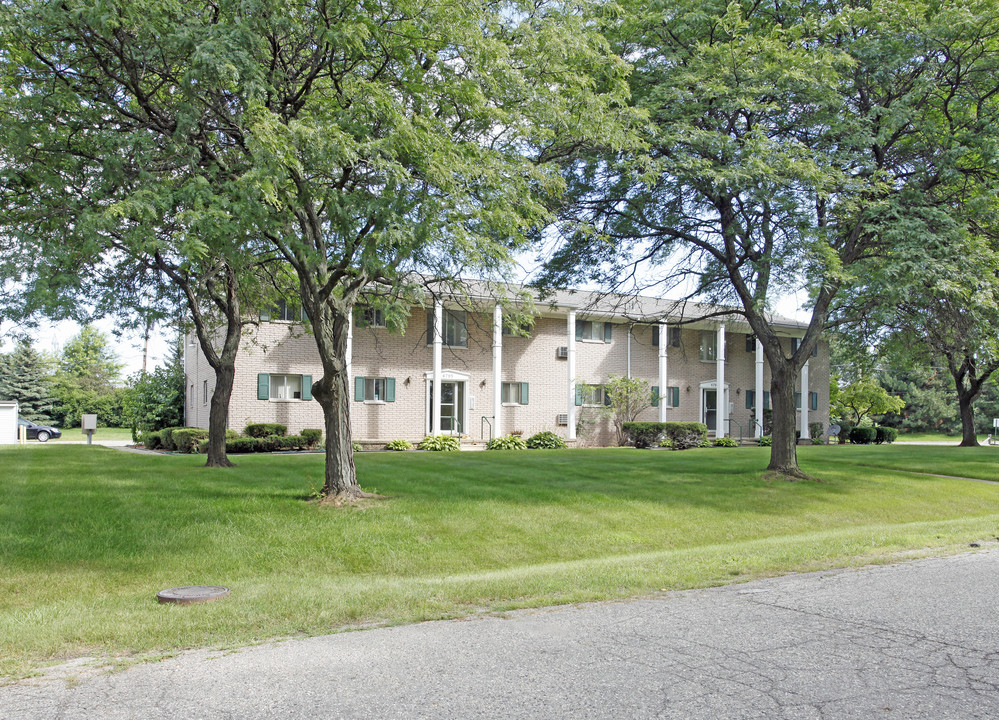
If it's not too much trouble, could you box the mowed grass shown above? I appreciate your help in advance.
[2,444,998,678]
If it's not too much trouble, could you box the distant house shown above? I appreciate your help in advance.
[184,284,828,446]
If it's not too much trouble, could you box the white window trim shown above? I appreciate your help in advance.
[269,373,305,402]
[699,331,718,363]
[580,384,606,407]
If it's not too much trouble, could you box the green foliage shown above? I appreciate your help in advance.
[124,338,186,439]
[144,432,163,450]
[713,438,739,448]
[385,439,413,451]
[833,380,906,426]
[758,436,772,447]
[226,438,259,454]
[622,422,709,450]
[486,434,528,450]
[352,442,363,453]
[0,339,57,424]
[48,326,127,428]
[301,429,323,448]
[875,426,899,445]
[809,422,824,442]
[525,431,567,449]
[849,427,878,445]
[171,428,209,454]
[245,423,288,438]
[418,435,461,452]
[601,375,654,445]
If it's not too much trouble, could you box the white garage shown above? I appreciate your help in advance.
[0,401,18,444]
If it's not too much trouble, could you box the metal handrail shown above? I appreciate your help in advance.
[481,416,493,441]
[725,417,744,445]
[449,418,462,437]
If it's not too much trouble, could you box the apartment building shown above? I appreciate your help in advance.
[184,287,830,446]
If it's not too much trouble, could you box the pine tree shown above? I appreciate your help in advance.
[0,340,57,423]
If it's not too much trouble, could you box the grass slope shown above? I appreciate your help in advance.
[2,444,998,677]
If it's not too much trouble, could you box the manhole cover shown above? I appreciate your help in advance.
[157,585,230,605]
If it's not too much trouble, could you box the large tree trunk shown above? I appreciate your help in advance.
[956,384,981,447]
[205,361,236,467]
[767,366,806,478]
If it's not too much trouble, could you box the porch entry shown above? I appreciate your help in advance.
[700,381,730,435]
[425,370,470,436]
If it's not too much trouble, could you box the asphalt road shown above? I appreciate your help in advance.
[3,549,999,719]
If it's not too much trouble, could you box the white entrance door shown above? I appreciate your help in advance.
[702,389,717,432]
[430,380,466,435]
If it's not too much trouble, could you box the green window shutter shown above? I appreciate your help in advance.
[651,386,659,407]
[764,391,770,410]
[575,323,583,341]
[385,378,396,402]
[426,311,434,344]
[604,322,612,343]
[652,327,659,347]
[795,392,802,409]
[672,386,680,408]
[746,334,755,353]
[575,386,582,406]
[746,390,754,410]
[257,374,270,400]
[520,382,529,405]
[603,387,612,406]
[354,376,365,402]
[302,375,313,401]
[810,392,818,410]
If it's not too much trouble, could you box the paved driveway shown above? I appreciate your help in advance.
[3,549,998,719]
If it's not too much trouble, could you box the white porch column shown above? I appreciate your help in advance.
[346,311,354,390]
[658,322,668,423]
[755,338,764,438]
[492,305,503,439]
[801,359,810,440]
[567,310,577,441]
[432,301,443,436]
[716,324,726,438]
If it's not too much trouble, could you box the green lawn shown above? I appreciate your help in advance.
[46,427,135,442]
[894,431,970,443]
[2,444,998,678]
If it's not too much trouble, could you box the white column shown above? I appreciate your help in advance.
[567,310,577,441]
[658,322,668,423]
[801,359,810,440]
[432,302,443,436]
[346,311,354,390]
[755,338,764,438]
[492,305,503,439]
[626,325,632,378]
[716,324,726,438]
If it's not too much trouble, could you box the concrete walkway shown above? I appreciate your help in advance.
[3,549,999,719]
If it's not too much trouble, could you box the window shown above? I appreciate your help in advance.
[426,309,467,347]
[746,334,756,353]
[576,384,609,406]
[791,337,818,357]
[652,386,680,408]
[576,320,612,343]
[746,390,771,410]
[256,373,312,401]
[699,331,717,362]
[190,384,195,407]
[354,376,396,402]
[202,380,208,405]
[652,327,681,348]
[262,299,306,322]
[502,321,531,337]
[501,382,529,405]
[355,306,386,328]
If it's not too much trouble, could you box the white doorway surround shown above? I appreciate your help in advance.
[425,369,470,437]
[699,380,729,436]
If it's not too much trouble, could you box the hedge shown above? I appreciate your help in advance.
[301,429,322,448]
[245,423,287,438]
[171,428,209,453]
[875,425,898,444]
[622,422,709,450]
[849,426,877,444]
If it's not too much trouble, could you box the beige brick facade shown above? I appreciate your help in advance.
[186,301,831,446]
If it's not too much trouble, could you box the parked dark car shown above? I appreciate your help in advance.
[17,418,62,442]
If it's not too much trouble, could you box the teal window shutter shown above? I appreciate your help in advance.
[575,386,582,406]
[302,375,313,401]
[603,387,612,406]
[652,327,659,347]
[795,392,802,409]
[385,378,396,403]
[810,391,818,410]
[651,386,659,407]
[604,323,612,343]
[354,376,365,402]
[520,382,529,405]
[746,390,754,409]
[575,323,583,341]
[426,311,434,344]
[764,391,770,409]
[257,374,270,400]
[672,386,680,407]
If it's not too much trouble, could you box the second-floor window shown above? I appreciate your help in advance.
[355,306,386,328]
[427,309,467,347]
[699,331,717,362]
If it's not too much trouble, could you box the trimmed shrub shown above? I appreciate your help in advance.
[486,434,528,450]
[758,435,772,447]
[849,426,877,444]
[623,422,708,450]
[172,428,209,453]
[256,435,284,452]
[144,431,163,450]
[197,438,209,454]
[226,437,259,453]
[658,437,674,449]
[301,429,322,448]
[245,423,288,438]
[875,425,898,444]
[713,437,739,448]
[525,431,567,449]
[159,426,185,451]
[837,421,855,444]
[621,422,664,448]
[281,435,306,450]
[386,439,413,451]
[418,435,460,452]
[352,441,362,452]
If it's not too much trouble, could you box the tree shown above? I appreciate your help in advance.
[48,326,126,427]
[832,379,906,427]
[601,375,654,446]
[540,0,999,477]
[1,0,634,499]
[0,339,56,423]
[124,336,185,439]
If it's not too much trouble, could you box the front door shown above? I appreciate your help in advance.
[429,380,466,435]
[703,389,717,432]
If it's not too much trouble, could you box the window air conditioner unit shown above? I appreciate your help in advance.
[556,346,568,359]
[556,413,568,426]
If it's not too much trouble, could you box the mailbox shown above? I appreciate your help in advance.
[81,414,98,431]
